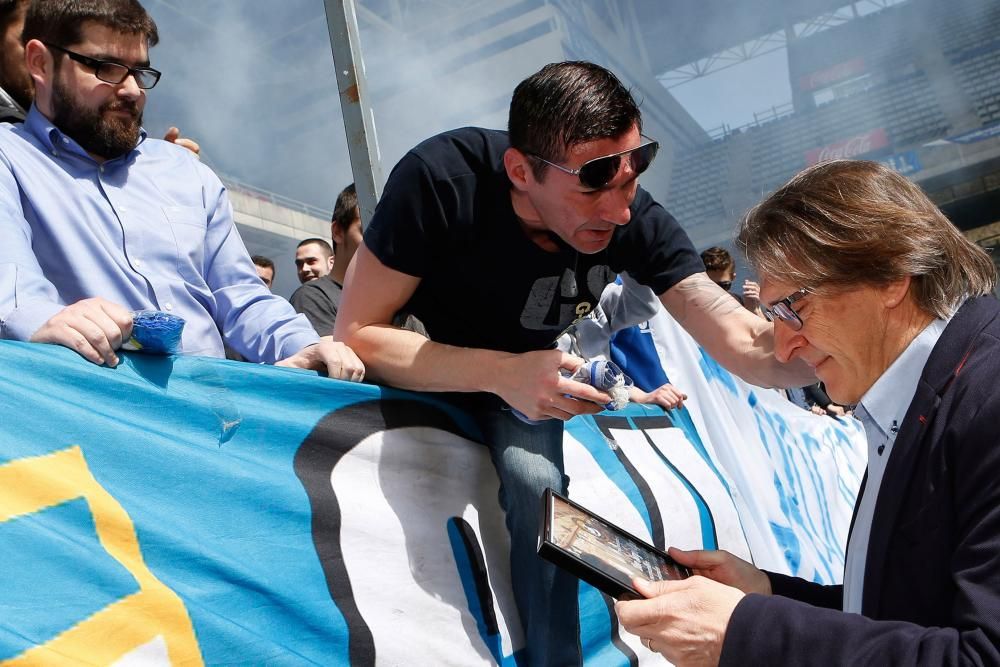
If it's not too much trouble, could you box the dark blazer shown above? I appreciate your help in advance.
[721,296,1000,665]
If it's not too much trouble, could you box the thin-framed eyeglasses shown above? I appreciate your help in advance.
[530,136,659,190]
[44,42,161,89]
[762,288,810,331]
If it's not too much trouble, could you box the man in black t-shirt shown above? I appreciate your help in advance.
[335,62,812,665]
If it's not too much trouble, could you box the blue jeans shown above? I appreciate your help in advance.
[473,408,581,667]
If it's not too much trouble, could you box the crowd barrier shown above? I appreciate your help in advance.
[0,306,865,665]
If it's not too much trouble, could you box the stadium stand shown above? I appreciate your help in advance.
[668,0,1000,246]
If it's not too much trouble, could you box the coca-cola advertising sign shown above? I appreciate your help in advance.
[799,57,867,92]
[805,128,889,166]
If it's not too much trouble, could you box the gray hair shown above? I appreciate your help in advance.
[737,160,996,318]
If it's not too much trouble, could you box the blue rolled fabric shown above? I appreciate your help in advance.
[123,310,186,354]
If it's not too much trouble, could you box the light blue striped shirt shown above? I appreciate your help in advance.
[0,106,318,362]
[843,315,950,614]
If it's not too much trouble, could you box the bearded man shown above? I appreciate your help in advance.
[0,0,363,379]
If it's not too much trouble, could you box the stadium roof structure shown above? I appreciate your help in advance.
[602,0,872,74]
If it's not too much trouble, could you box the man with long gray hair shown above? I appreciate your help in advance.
[616,159,1000,666]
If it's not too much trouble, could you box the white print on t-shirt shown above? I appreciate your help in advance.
[519,265,613,331]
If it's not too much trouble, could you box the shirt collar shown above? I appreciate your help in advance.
[857,314,951,437]
[24,103,148,159]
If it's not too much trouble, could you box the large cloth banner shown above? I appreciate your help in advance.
[0,310,865,666]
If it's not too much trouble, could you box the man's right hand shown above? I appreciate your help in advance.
[30,297,133,367]
[491,349,612,422]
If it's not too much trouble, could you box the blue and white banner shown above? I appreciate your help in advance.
[0,308,865,665]
[925,121,1000,145]
[878,150,922,176]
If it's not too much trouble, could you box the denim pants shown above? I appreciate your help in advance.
[472,408,581,667]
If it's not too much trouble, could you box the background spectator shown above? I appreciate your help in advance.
[0,0,31,122]
[294,238,334,284]
[252,255,275,290]
[701,246,763,317]
[290,185,359,333]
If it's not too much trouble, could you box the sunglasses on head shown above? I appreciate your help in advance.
[531,136,659,190]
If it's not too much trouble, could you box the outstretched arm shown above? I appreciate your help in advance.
[276,337,365,382]
[659,273,814,388]
[334,244,612,421]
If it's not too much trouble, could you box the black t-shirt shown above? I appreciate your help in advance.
[290,275,343,336]
[364,127,703,354]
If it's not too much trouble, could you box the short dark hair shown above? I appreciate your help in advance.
[251,255,274,272]
[23,0,159,49]
[508,61,641,180]
[331,182,358,252]
[700,247,734,273]
[0,0,27,35]
[297,238,333,256]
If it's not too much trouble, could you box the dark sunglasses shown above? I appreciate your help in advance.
[532,136,659,190]
[762,288,809,331]
[44,42,161,89]
[716,280,733,291]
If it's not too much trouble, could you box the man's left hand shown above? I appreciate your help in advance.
[277,338,365,382]
[615,576,744,667]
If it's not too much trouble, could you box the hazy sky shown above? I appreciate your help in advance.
[139,0,797,213]
[144,0,353,213]
[671,49,793,134]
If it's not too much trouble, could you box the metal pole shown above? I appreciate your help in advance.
[323,0,383,229]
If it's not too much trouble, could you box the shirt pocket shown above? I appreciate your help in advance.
[162,205,208,281]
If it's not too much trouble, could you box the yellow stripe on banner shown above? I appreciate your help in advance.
[0,446,204,666]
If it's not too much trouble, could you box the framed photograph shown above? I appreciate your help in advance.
[537,488,690,600]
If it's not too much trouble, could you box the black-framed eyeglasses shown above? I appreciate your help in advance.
[762,288,809,331]
[44,43,161,89]
[531,136,659,190]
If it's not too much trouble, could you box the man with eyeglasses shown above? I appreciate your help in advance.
[336,61,814,665]
[0,0,198,153]
[616,160,1000,666]
[0,0,364,381]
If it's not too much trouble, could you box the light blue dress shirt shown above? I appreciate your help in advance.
[842,314,950,614]
[0,106,318,362]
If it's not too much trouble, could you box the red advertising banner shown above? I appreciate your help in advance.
[806,128,889,165]
[799,57,867,92]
